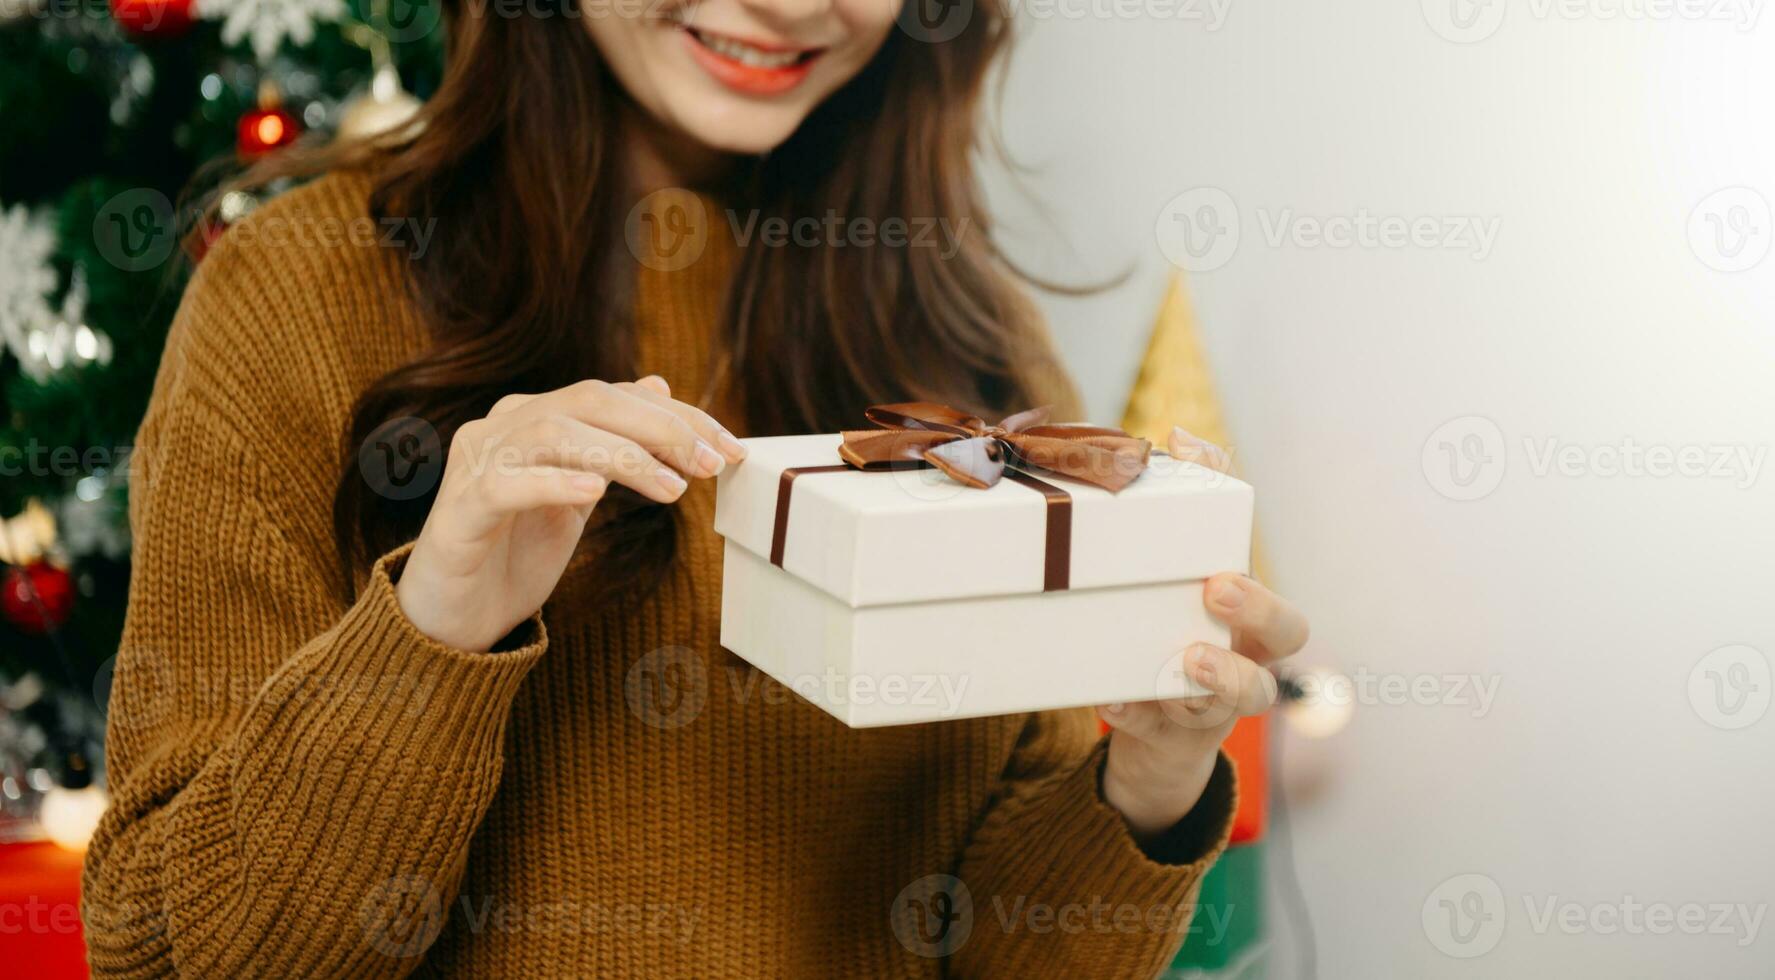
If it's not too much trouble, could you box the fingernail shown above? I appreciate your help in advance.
[1211,577,1246,610]
[571,475,606,496]
[1193,657,1217,686]
[1105,703,1124,713]
[718,430,747,460]
[655,467,687,495]
[695,442,724,476]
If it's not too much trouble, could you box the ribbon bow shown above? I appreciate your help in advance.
[837,402,1152,492]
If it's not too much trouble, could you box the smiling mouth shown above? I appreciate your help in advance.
[671,18,827,95]
[683,26,821,70]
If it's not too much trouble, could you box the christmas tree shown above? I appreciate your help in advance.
[0,0,435,831]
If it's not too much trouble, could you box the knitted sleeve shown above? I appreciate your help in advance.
[80,215,544,977]
[945,707,1238,978]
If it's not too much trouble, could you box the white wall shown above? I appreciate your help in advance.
[983,3,1775,977]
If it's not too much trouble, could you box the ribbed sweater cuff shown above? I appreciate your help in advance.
[1039,740,1237,899]
[312,542,550,762]
[949,741,1239,976]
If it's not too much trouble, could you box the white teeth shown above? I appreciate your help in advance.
[692,30,804,69]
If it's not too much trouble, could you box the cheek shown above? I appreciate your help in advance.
[839,0,903,54]
[582,16,665,109]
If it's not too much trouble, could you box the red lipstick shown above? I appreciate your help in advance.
[678,25,824,97]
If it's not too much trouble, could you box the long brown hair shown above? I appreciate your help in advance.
[242,0,1073,597]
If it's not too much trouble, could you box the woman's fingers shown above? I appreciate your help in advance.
[616,377,747,463]
[485,377,745,476]
[501,380,716,478]
[1203,573,1310,664]
[1168,425,1232,474]
[1182,643,1279,717]
[1098,699,1172,739]
[1103,644,1278,742]
[475,466,608,516]
[455,413,691,505]
[511,415,692,503]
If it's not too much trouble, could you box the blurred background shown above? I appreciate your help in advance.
[0,0,1770,976]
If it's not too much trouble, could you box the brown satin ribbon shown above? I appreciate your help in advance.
[768,462,1074,591]
[766,403,1149,593]
[836,402,1151,493]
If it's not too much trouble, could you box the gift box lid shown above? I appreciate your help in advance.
[714,433,1253,609]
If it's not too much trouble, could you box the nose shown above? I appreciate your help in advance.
[732,0,837,28]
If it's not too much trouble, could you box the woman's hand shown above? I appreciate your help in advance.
[1098,426,1311,843]
[395,375,745,652]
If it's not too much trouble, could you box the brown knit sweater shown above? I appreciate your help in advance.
[82,173,1236,978]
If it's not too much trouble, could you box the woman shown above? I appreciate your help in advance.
[83,0,1310,974]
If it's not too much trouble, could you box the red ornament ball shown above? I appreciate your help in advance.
[237,107,301,159]
[2,563,75,635]
[109,0,194,37]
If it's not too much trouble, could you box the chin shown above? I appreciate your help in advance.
[672,100,810,156]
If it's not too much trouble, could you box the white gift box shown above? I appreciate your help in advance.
[714,433,1254,727]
